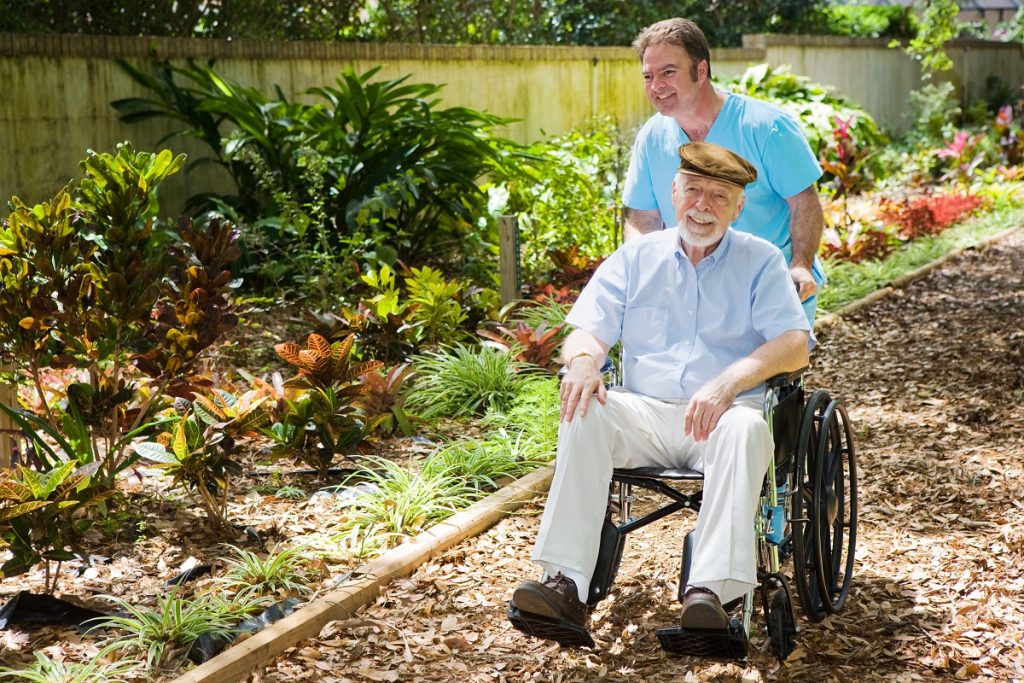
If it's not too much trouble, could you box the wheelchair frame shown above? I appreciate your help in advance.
[508,367,859,661]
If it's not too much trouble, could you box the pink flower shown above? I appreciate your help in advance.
[996,104,1013,126]
[832,115,854,141]
[936,131,969,158]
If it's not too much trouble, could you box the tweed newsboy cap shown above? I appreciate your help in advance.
[677,141,757,188]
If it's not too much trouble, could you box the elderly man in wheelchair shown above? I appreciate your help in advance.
[507,141,856,660]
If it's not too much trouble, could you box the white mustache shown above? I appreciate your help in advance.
[685,209,717,225]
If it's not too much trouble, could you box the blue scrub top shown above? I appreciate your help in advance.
[622,92,826,310]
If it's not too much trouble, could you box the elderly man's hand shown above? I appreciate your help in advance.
[684,378,738,442]
[559,356,607,422]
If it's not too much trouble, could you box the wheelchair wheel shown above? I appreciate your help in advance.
[763,580,798,661]
[811,399,858,615]
[790,389,831,622]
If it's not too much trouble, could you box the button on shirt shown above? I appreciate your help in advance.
[565,228,814,402]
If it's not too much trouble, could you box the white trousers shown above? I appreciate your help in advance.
[531,388,773,605]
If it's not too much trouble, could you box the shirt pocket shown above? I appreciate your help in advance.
[622,306,668,354]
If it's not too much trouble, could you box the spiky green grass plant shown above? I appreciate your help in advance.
[335,457,480,544]
[405,344,536,419]
[215,544,310,597]
[0,653,139,683]
[93,589,266,670]
[423,428,549,489]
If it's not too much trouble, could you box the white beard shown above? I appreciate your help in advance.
[677,209,726,248]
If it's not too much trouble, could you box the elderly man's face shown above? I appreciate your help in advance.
[672,172,744,248]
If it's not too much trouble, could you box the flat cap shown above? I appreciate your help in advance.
[677,141,757,188]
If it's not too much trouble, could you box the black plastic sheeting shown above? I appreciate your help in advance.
[165,564,214,587]
[187,598,302,664]
[0,591,110,630]
[0,589,302,664]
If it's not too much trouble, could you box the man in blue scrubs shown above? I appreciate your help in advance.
[510,142,812,638]
[622,18,825,321]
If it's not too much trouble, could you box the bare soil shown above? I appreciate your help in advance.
[251,231,1024,682]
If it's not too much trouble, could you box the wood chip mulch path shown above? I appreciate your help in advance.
[253,232,1024,683]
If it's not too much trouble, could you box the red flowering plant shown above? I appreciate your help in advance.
[819,114,877,200]
[877,193,984,240]
[523,245,603,306]
[934,131,987,186]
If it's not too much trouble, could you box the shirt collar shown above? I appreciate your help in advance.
[674,227,735,266]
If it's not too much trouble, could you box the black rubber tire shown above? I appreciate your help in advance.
[791,389,832,622]
[766,585,798,661]
[811,399,858,615]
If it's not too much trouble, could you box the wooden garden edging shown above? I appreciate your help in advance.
[169,223,1021,683]
[170,465,554,683]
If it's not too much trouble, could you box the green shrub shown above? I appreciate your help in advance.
[114,62,524,293]
[818,5,915,38]
[336,457,480,544]
[0,144,240,489]
[94,590,265,670]
[488,115,628,284]
[215,545,310,597]
[423,428,550,489]
[0,462,110,589]
[266,333,381,477]
[405,344,536,420]
[486,375,561,450]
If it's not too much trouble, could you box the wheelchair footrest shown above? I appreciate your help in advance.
[656,618,748,660]
[507,604,595,648]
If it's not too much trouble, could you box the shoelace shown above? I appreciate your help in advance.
[545,572,577,596]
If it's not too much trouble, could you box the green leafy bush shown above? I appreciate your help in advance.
[267,334,381,476]
[0,462,110,589]
[313,264,497,362]
[336,457,479,545]
[215,544,310,597]
[818,4,915,38]
[488,116,628,284]
[114,62,523,292]
[485,375,562,451]
[424,428,550,488]
[0,144,240,489]
[0,652,139,683]
[95,590,265,670]
[405,344,536,420]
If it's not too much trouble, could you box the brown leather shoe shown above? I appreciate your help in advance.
[512,573,587,626]
[679,586,729,630]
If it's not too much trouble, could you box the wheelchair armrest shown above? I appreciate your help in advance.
[765,366,807,390]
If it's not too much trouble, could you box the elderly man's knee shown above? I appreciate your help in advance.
[558,398,612,440]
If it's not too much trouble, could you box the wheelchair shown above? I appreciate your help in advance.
[508,366,858,661]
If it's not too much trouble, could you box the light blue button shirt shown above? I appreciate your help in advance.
[566,227,814,402]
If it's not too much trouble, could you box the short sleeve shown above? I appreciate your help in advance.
[750,248,816,350]
[565,251,629,348]
[761,113,822,200]
[621,127,659,211]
